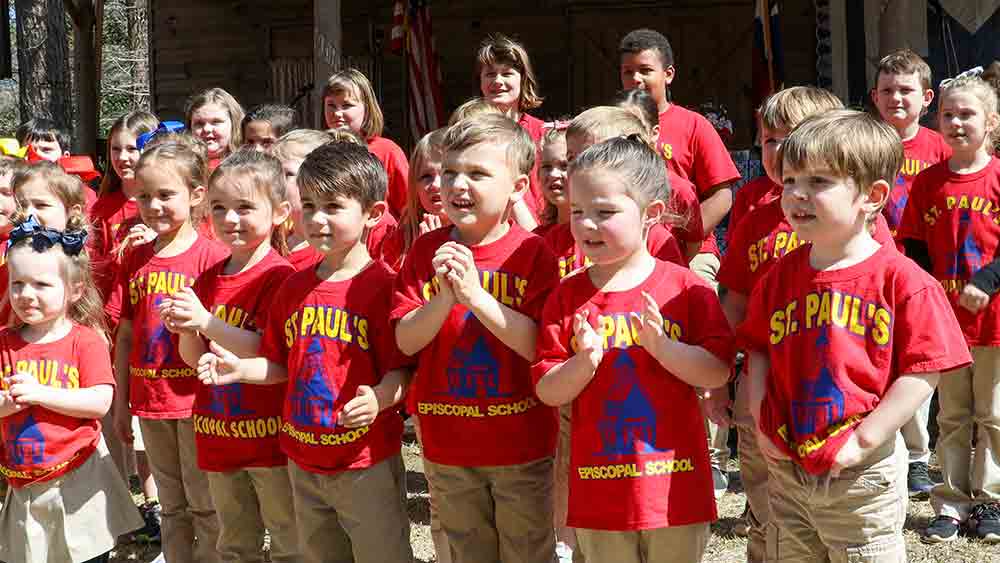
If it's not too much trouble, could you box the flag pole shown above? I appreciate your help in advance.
[761,0,775,92]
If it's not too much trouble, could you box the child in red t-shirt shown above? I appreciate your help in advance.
[105,135,229,563]
[323,69,410,219]
[743,110,971,558]
[0,222,142,562]
[393,114,560,563]
[197,142,413,563]
[533,136,733,563]
[186,88,245,172]
[619,28,740,287]
[899,74,1000,543]
[241,104,297,152]
[161,150,299,562]
[712,85,844,562]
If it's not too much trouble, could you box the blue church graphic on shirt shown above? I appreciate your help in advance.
[290,337,337,428]
[595,354,668,456]
[445,312,510,399]
[790,327,846,436]
[945,210,984,278]
[887,176,908,228]
[205,383,254,416]
[5,414,50,466]
[143,296,176,364]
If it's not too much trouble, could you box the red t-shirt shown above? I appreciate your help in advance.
[657,104,741,256]
[898,158,1000,345]
[259,261,405,474]
[738,243,971,475]
[540,222,686,279]
[90,191,140,300]
[391,225,559,466]
[287,244,322,272]
[718,198,895,297]
[668,171,705,246]
[0,325,115,487]
[191,250,295,472]
[533,260,734,530]
[0,235,10,327]
[367,211,397,263]
[368,136,410,220]
[378,226,406,271]
[885,127,951,237]
[727,176,781,244]
[519,113,545,217]
[105,235,229,418]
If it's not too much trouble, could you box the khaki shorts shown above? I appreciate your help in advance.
[576,523,710,563]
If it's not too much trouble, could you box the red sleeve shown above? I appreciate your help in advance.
[691,116,741,196]
[683,277,736,364]
[104,251,133,326]
[736,270,773,353]
[896,173,928,242]
[77,328,115,388]
[390,240,430,323]
[521,243,560,320]
[373,272,413,373]
[258,292,290,367]
[384,144,410,220]
[255,265,295,331]
[530,284,572,386]
[669,175,705,243]
[716,220,754,296]
[367,214,397,261]
[647,225,687,266]
[894,284,973,375]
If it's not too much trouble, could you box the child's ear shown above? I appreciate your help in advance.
[922,88,935,110]
[189,185,206,207]
[988,112,1000,135]
[510,173,530,203]
[272,200,292,228]
[663,65,676,87]
[69,280,85,304]
[642,199,667,229]
[865,180,890,214]
[364,200,387,229]
[68,203,83,220]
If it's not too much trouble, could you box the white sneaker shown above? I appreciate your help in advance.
[556,541,574,563]
[712,467,729,500]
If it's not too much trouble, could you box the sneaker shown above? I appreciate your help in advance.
[555,541,574,563]
[733,502,750,537]
[907,462,936,497]
[131,501,162,543]
[712,467,728,500]
[971,502,1000,543]
[922,515,960,544]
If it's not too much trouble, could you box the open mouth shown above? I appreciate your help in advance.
[789,210,815,222]
[450,199,475,210]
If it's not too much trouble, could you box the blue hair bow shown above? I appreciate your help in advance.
[7,216,88,256]
[136,121,186,151]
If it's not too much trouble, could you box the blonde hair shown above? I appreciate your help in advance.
[99,110,159,197]
[778,109,902,216]
[136,134,210,225]
[7,231,107,336]
[876,49,932,91]
[210,149,289,255]
[570,135,670,211]
[567,106,652,147]
[940,75,1000,153]
[475,34,543,111]
[185,88,245,154]
[325,128,368,146]
[399,128,448,256]
[759,86,844,131]
[270,129,336,162]
[11,161,89,232]
[443,114,536,177]
[322,69,385,138]
[448,97,504,126]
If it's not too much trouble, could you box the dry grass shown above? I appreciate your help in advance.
[108,442,1000,563]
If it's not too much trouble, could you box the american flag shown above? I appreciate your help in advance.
[391,0,445,142]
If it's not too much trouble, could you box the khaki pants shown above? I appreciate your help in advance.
[289,455,412,563]
[765,435,907,563]
[900,396,932,464]
[207,466,299,563]
[554,405,578,552]
[425,457,555,563]
[575,523,710,563]
[734,376,769,563]
[932,346,1000,520]
[414,418,451,563]
[691,252,729,472]
[139,417,221,563]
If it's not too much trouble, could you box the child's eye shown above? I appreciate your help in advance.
[540,164,553,173]
[211,204,225,213]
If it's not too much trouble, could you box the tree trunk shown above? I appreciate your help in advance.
[14,0,72,137]
[125,0,148,110]
[66,0,98,156]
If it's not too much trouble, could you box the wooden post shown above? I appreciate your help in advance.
[314,0,342,128]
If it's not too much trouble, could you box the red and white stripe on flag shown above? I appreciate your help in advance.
[404,0,445,140]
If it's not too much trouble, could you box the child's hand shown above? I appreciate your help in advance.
[439,242,486,308]
[630,292,667,358]
[196,342,243,386]
[755,426,791,461]
[122,223,156,250]
[338,385,379,428]
[959,283,990,313]
[419,214,443,236]
[6,372,49,407]
[165,287,212,332]
[702,385,733,427]
[113,401,134,444]
[431,246,457,303]
[573,310,604,369]
[829,433,869,478]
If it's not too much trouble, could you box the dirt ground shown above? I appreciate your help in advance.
[108,435,1000,563]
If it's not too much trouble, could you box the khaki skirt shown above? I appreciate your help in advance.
[0,436,143,563]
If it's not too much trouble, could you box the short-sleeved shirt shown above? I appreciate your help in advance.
[0,325,114,487]
[105,235,229,418]
[259,261,406,474]
[884,127,951,236]
[192,250,295,472]
[391,225,559,466]
[898,157,1000,345]
[738,243,972,474]
[533,260,734,530]
[727,176,781,244]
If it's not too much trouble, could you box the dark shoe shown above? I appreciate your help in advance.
[712,466,728,500]
[131,501,162,543]
[922,515,960,544]
[733,502,749,537]
[907,462,936,497]
[971,502,1000,543]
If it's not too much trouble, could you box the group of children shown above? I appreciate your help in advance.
[0,25,997,563]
